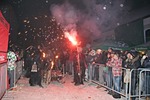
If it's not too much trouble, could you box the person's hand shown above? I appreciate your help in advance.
[92,62,95,64]
[142,55,147,60]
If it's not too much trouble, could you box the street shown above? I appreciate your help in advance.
[2,75,117,100]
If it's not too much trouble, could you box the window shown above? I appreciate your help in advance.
[145,29,150,42]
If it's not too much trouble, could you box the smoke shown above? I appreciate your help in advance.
[51,2,78,31]
[50,0,127,41]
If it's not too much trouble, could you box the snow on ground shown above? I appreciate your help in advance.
[2,75,120,100]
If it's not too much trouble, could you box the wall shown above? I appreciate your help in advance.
[114,19,144,46]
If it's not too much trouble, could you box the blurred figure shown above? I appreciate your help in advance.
[73,47,86,86]
[7,50,17,90]
[29,46,43,88]
[86,49,96,81]
[142,51,150,100]
[105,48,114,94]
[68,50,74,75]
[124,51,141,100]
[24,47,34,78]
[93,49,107,83]
[107,52,122,98]
[60,50,69,74]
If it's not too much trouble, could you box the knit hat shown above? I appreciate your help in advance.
[128,51,138,58]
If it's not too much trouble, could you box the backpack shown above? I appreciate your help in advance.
[31,62,38,72]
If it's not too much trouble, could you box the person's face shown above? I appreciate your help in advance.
[127,53,133,59]
[111,53,114,58]
[113,54,118,60]
[96,50,102,54]
[108,49,112,53]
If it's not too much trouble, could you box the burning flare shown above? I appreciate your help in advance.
[55,55,59,59]
[43,52,46,58]
[51,61,54,69]
[64,31,77,46]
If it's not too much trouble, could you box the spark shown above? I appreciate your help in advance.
[27,21,30,23]
[23,20,27,23]
[103,6,106,10]
[117,23,120,26]
[44,15,48,17]
[34,17,38,19]
[25,31,28,33]
[46,0,48,3]
[120,4,124,7]
[18,32,21,35]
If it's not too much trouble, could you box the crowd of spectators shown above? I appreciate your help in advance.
[83,47,150,100]
[7,44,150,99]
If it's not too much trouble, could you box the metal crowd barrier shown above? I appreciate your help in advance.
[89,63,129,100]
[128,68,150,100]
[138,68,150,100]
[128,69,139,100]
[0,63,7,99]
[88,63,150,100]
[0,60,23,99]
[15,60,23,83]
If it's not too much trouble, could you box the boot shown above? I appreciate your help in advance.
[112,93,121,99]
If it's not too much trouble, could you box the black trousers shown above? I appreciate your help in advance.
[74,65,85,84]
[29,72,42,86]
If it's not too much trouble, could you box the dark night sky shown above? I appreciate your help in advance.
[0,0,150,50]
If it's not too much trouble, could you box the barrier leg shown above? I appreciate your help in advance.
[139,71,142,100]
[89,64,92,83]
[99,66,104,84]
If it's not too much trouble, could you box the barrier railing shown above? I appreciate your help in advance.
[0,63,7,99]
[138,68,150,100]
[0,60,23,99]
[128,69,139,100]
[88,63,150,100]
[15,60,23,83]
[90,64,129,100]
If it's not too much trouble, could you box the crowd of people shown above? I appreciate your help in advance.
[7,44,150,100]
[57,46,150,100]
[84,47,150,100]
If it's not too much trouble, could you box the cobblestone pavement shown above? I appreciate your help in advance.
[2,75,119,100]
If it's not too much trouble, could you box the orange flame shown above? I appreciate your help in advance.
[55,55,59,59]
[64,31,77,46]
[51,61,54,69]
[43,52,46,58]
